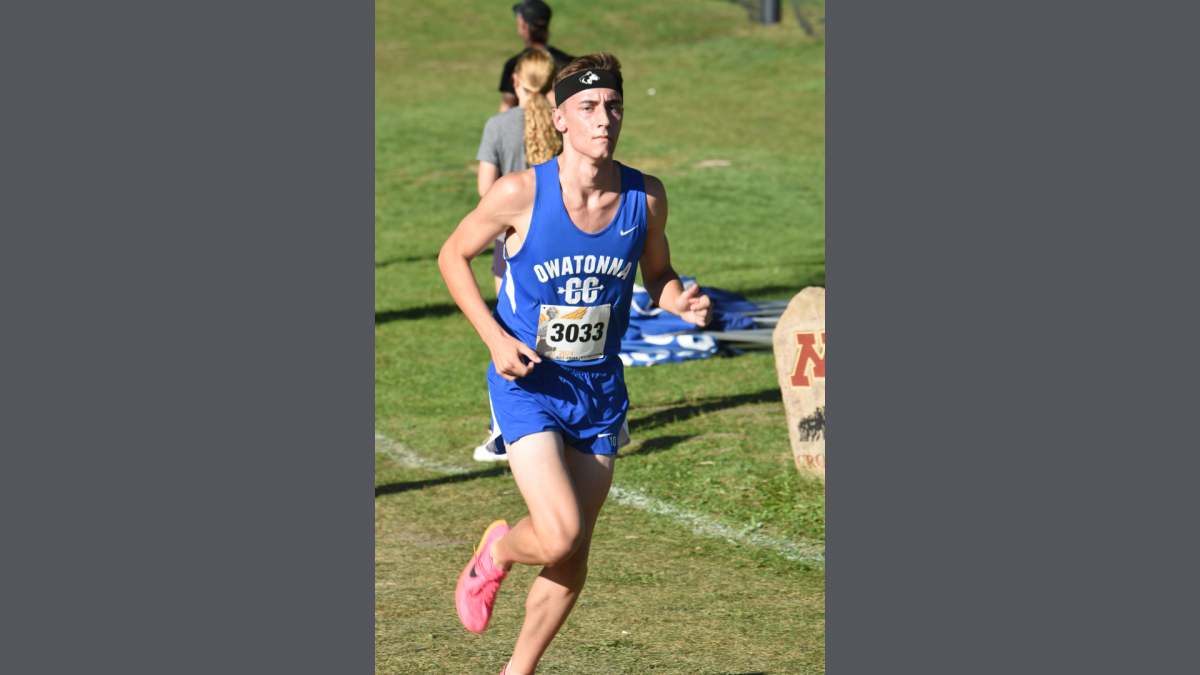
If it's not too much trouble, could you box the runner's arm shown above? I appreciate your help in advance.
[638,175,713,327]
[438,173,542,381]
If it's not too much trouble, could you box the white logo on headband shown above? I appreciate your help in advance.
[579,71,600,85]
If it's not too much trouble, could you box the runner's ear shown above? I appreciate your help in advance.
[552,105,568,134]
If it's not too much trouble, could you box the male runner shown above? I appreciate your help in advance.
[438,52,712,675]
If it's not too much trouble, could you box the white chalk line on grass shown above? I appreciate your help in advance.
[375,432,825,565]
[606,485,825,565]
[375,433,471,475]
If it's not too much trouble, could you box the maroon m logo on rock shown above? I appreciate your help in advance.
[789,330,825,388]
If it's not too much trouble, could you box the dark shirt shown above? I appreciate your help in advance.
[499,46,575,94]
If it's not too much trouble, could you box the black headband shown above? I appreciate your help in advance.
[554,69,623,108]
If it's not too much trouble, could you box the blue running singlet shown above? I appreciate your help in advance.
[485,159,647,455]
[496,159,647,362]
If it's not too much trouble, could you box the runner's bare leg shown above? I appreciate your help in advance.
[489,431,615,673]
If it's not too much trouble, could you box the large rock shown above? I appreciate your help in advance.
[772,287,825,481]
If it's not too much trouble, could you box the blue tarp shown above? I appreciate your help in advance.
[618,279,759,367]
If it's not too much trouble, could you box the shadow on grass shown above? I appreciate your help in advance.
[374,465,511,498]
[375,301,494,324]
[621,434,697,457]
[630,389,783,434]
[375,253,436,268]
[375,248,493,268]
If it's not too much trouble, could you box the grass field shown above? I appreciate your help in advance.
[376,1,824,672]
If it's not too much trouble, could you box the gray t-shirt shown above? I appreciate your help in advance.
[476,107,528,178]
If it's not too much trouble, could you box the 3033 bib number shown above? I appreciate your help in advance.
[548,321,605,343]
[536,304,611,361]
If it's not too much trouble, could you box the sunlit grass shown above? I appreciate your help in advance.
[376,0,824,671]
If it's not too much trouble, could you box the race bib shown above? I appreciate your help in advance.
[535,304,611,361]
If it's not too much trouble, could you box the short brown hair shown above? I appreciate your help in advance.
[554,52,623,91]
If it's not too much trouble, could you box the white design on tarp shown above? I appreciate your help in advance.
[580,71,600,84]
[642,334,676,346]
[630,284,664,317]
[676,334,716,350]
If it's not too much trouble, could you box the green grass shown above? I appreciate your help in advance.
[377,0,824,672]
[376,455,825,675]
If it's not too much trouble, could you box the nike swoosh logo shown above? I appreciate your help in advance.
[620,227,637,236]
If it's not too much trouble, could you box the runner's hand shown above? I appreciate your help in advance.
[675,283,713,327]
[489,334,542,381]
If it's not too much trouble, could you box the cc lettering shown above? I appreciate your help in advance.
[581,277,603,303]
[562,277,582,304]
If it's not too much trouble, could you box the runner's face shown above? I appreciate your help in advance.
[555,89,623,160]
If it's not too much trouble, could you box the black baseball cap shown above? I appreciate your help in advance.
[512,0,551,27]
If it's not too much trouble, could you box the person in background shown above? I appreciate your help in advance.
[477,49,562,295]
[499,0,573,113]
[474,49,563,463]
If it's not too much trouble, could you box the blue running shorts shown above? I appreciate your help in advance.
[485,355,631,456]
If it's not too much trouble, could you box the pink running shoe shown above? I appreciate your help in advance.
[455,519,510,633]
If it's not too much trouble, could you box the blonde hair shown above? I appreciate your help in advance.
[514,50,562,166]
